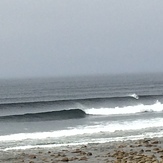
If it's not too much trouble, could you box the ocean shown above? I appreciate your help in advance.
[0,73,163,151]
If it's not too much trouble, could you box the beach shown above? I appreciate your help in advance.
[1,137,163,163]
[1,75,163,162]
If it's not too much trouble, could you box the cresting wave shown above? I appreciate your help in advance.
[0,109,87,122]
[128,93,139,99]
[0,101,162,122]
[0,94,162,108]
[85,101,163,115]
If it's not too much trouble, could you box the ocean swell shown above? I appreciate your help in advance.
[0,109,87,122]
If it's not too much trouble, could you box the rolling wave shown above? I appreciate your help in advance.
[0,94,163,121]
[85,101,163,115]
[0,109,87,122]
[0,94,162,108]
[0,100,162,121]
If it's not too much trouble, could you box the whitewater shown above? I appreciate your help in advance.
[85,100,163,115]
[0,73,163,151]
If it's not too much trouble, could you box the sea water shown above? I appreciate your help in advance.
[0,73,163,151]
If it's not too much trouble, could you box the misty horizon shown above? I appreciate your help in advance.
[0,0,163,79]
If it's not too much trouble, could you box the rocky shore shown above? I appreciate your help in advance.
[1,137,163,163]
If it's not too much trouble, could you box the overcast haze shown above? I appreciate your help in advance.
[0,0,163,79]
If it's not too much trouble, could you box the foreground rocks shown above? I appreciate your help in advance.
[1,138,163,162]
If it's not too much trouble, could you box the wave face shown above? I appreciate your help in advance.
[0,94,163,121]
[0,109,87,122]
[0,100,162,122]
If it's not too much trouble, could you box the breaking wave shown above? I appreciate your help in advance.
[0,94,162,108]
[85,101,163,115]
[128,93,139,99]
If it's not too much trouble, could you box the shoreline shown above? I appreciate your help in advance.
[1,137,163,162]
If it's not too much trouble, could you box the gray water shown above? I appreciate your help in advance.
[0,73,163,151]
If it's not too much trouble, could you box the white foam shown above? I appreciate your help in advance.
[85,101,163,115]
[0,117,163,142]
[128,93,139,99]
[3,142,86,151]
[3,129,163,151]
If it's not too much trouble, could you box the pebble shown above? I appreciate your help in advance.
[2,138,163,163]
[79,156,88,161]
[61,157,69,162]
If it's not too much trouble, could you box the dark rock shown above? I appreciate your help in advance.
[151,141,159,144]
[61,157,69,162]
[71,149,81,153]
[29,155,36,159]
[79,156,88,161]
[87,152,92,156]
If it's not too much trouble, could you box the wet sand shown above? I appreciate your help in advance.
[1,137,163,163]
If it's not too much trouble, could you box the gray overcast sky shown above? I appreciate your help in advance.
[0,0,163,78]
